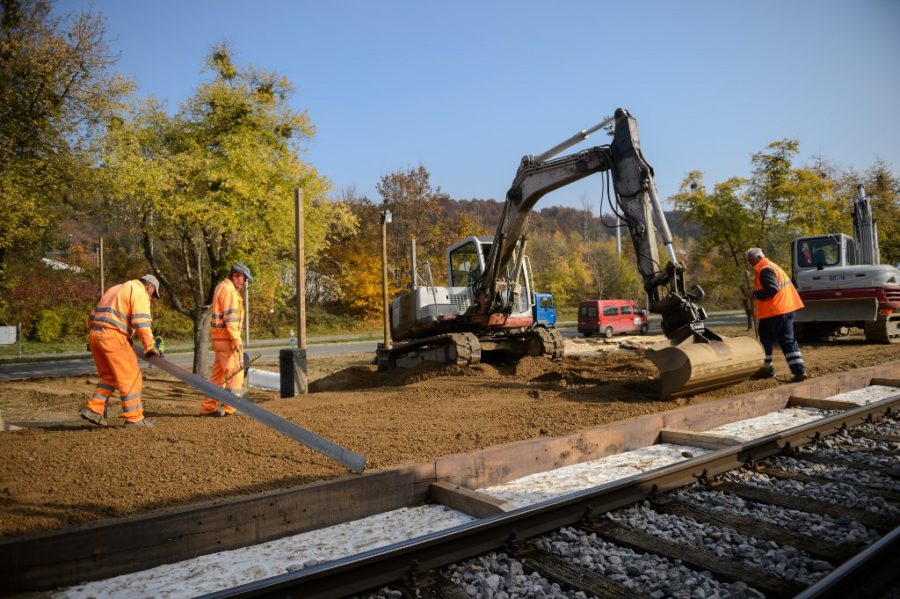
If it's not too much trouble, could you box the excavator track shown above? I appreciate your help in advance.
[864,312,900,344]
[529,326,565,360]
[377,332,482,370]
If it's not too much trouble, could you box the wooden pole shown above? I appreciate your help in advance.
[296,189,306,349]
[99,236,105,295]
[294,188,308,394]
[381,210,392,348]
[244,281,250,347]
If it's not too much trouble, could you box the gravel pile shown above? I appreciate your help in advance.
[606,504,832,585]
[768,454,898,490]
[365,552,581,599]
[537,526,765,598]
[671,486,880,546]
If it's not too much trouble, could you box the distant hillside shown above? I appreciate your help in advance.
[439,197,699,241]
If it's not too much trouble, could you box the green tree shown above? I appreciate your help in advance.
[377,165,454,290]
[103,45,354,373]
[0,0,131,316]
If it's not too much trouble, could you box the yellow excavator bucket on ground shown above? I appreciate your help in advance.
[645,331,764,400]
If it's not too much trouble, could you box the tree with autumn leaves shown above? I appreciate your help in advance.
[101,45,355,374]
[673,140,900,328]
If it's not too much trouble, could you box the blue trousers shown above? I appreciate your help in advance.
[757,311,806,376]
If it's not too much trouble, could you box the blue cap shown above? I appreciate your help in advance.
[231,262,253,281]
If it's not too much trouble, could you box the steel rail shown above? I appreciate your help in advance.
[202,392,900,598]
[793,525,900,599]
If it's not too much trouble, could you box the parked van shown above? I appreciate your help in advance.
[578,299,649,338]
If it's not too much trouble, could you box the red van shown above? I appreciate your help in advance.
[578,299,649,338]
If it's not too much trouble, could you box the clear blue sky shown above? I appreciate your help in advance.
[58,0,900,211]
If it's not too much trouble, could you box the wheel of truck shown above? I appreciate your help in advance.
[604,326,614,338]
[583,331,593,338]
[640,323,649,335]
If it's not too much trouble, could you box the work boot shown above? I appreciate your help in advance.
[124,418,155,428]
[792,371,808,383]
[753,365,775,380]
[80,408,108,427]
[201,404,227,417]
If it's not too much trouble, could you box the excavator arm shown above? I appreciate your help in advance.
[476,108,707,341]
[475,108,763,397]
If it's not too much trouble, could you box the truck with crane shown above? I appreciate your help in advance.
[792,184,900,343]
[377,108,763,399]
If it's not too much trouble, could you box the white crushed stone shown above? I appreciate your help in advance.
[825,385,899,406]
[704,407,825,440]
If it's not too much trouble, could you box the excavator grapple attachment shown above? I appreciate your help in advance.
[645,331,763,400]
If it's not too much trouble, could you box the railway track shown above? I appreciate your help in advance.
[201,384,899,599]
[3,364,898,598]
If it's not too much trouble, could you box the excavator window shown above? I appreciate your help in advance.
[448,241,482,287]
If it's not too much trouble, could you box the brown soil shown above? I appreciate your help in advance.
[1,328,898,538]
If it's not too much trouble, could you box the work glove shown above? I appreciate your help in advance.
[153,336,165,358]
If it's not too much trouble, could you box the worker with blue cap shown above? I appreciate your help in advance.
[202,262,253,416]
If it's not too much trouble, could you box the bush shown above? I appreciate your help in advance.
[33,310,63,343]
[57,304,92,340]
[152,304,193,339]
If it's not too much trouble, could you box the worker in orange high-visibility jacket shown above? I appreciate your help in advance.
[81,274,161,428]
[746,248,808,383]
[201,262,253,416]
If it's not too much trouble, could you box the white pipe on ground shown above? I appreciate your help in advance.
[248,368,280,391]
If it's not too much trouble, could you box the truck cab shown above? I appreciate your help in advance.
[578,299,649,338]
[532,293,556,327]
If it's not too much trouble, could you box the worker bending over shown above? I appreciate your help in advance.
[202,262,252,416]
[81,275,161,428]
[745,248,808,382]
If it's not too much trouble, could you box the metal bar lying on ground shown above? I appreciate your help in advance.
[140,351,366,474]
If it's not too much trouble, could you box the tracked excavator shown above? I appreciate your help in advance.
[378,108,763,399]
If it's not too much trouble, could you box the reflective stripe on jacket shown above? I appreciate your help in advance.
[210,278,243,344]
[89,280,155,350]
[753,258,804,319]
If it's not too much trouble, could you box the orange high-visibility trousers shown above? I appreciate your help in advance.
[200,339,241,415]
[86,329,144,423]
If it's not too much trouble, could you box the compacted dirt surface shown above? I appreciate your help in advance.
[1,328,899,538]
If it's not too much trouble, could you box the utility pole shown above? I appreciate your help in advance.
[279,188,308,397]
[381,208,392,348]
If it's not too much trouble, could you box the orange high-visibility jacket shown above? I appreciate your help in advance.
[753,258,804,319]
[210,278,244,344]
[89,280,155,350]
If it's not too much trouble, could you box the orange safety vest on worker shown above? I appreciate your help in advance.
[753,258,804,319]
[85,280,155,423]
[202,277,244,414]
[210,277,244,344]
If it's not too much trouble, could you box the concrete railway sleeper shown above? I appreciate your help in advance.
[4,365,899,597]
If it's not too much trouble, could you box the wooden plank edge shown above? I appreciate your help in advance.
[429,481,514,518]
[788,396,863,411]
[659,428,744,449]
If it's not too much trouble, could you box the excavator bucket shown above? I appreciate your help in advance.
[644,331,764,400]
